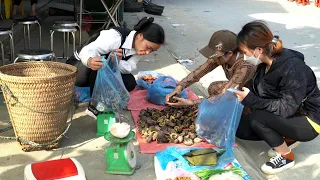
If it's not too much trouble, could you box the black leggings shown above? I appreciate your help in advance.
[13,0,37,5]
[236,110,318,148]
[66,57,137,96]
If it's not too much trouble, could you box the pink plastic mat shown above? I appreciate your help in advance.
[127,88,216,154]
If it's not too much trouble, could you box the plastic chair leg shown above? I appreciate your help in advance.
[316,0,320,7]
[4,0,11,19]
[20,1,24,16]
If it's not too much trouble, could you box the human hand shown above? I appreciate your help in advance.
[233,87,250,102]
[167,97,194,107]
[110,49,123,63]
[166,85,183,103]
[88,56,103,70]
[194,108,198,116]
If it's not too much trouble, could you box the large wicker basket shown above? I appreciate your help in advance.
[0,62,77,151]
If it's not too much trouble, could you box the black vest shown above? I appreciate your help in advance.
[73,27,133,61]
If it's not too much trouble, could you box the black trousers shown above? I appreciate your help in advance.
[66,57,136,96]
[236,110,318,147]
[13,0,37,5]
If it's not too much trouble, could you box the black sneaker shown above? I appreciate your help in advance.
[85,103,100,119]
[261,153,295,174]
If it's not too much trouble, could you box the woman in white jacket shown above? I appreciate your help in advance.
[66,17,165,118]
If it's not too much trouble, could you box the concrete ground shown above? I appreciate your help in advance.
[151,0,320,179]
[0,0,319,179]
[0,13,230,179]
[0,11,265,180]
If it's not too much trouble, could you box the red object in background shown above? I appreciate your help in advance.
[296,0,310,6]
[31,158,78,179]
[24,158,86,180]
[81,16,93,32]
[316,0,320,7]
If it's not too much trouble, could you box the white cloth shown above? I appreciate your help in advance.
[78,29,140,74]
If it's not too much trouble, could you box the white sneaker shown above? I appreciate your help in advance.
[268,141,300,157]
[85,104,100,119]
[85,109,97,119]
[261,153,295,175]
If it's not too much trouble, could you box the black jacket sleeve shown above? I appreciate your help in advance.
[242,63,307,118]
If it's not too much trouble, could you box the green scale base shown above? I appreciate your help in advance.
[104,131,136,175]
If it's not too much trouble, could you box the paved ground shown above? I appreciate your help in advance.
[0,11,265,180]
[0,23,181,180]
[151,0,320,179]
[0,0,319,179]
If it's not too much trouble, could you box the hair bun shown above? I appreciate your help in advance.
[134,17,154,31]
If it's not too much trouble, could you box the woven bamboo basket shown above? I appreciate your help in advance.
[0,62,77,151]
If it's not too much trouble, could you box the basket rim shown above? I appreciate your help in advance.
[0,61,77,82]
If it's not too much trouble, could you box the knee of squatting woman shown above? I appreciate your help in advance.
[234,20,320,175]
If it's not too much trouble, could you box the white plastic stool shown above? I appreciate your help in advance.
[24,158,86,180]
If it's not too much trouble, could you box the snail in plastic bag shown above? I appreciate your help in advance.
[110,122,131,138]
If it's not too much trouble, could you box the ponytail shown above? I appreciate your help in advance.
[134,17,154,31]
[134,17,165,44]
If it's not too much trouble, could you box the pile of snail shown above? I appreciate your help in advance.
[137,105,203,146]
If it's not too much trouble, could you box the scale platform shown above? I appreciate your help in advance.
[104,131,137,175]
[104,131,135,143]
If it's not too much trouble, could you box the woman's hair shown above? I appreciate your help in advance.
[237,20,283,58]
[134,17,165,44]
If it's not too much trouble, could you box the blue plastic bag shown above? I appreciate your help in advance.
[196,88,243,149]
[91,52,130,112]
[136,71,163,90]
[156,146,235,172]
[146,76,188,105]
[74,86,90,103]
